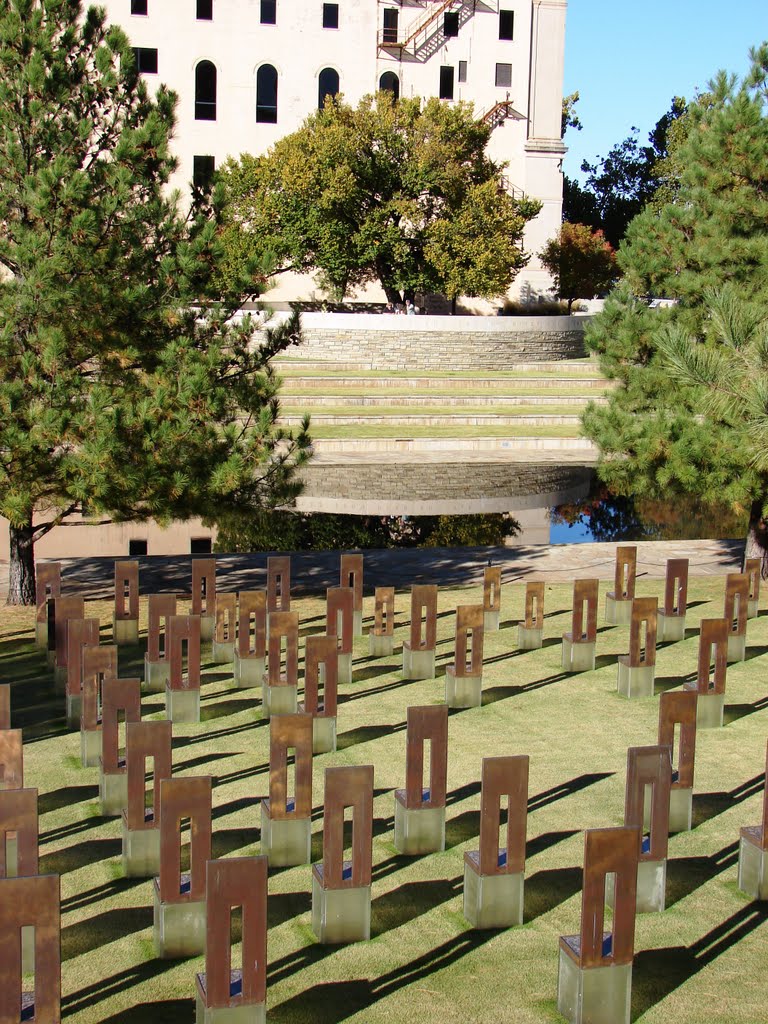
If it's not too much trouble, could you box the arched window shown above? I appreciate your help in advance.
[195,60,216,120]
[318,67,339,109]
[379,71,400,101]
[256,64,278,123]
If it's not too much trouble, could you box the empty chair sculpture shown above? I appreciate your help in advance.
[0,874,60,1024]
[34,561,60,649]
[298,634,339,753]
[195,857,268,1022]
[463,755,528,928]
[562,579,598,673]
[616,597,658,698]
[261,714,313,867]
[262,610,299,718]
[558,826,640,1024]
[340,552,364,636]
[745,557,761,618]
[79,646,119,766]
[683,618,729,729]
[192,558,216,641]
[402,584,438,680]
[63,616,100,721]
[657,690,697,832]
[0,731,23,791]
[394,705,448,855]
[445,605,485,708]
[99,677,142,816]
[518,581,544,651]
[153,775,212,957]
[657,558,689,642]
[212,592,237,664]
[113,560,140,645]
[369,586,395,657]
[165,614,202,723]
[234,591,267,688]
[267,555,290,616]
[738,740,768,900]
[483,564,502,632]
[605,545,637,624]
[144,594,177,692]
[121,720,172,877]
[723,572,749,662]
[312,765,374,944]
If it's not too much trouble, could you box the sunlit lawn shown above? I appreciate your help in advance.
[2,573,767,1024]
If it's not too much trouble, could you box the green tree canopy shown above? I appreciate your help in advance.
[219,92,541,305]
[563,97,686,247]
[0,0,310,604]
[582,45,768,570]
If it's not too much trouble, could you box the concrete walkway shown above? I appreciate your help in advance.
[0,539,745,602]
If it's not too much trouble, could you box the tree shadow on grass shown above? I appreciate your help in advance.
[692,773,764,828]
[631,903,768,1021]
[40,837,121,875]
[665,841,739,907]
[62,905,153,961]
[271,930,495,1023]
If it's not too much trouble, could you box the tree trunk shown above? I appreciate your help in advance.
[7,522,36,606]
[744,497,768,580]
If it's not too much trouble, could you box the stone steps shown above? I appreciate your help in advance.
[281,413,582,426]
[280,374,610,391]
[310,436,596,452]
[275,358,600,376]
[280,394,603,409]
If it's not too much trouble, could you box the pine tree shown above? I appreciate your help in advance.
[583,45,768,572]
[0,0,310,604]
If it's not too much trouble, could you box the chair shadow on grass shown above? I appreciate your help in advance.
[199,698,255,722]
[524,866,583,922]
[39,784,99,814]
[665,841,740,908]
[271,929,496,1023]
[631,903,768,1021]
[654,674,692,696]
[40,837,121,875]
[62,958,180,1018]
[724,694,768,725]
[482,672,570,705]
[336,721,405,751]
[62,905,153,961]
[99,1001,193,1024]
[692,773,765,828]
[370,877,462,937]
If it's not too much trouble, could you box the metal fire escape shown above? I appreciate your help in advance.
[378,0,496,62]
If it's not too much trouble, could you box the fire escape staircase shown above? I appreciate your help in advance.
[379,0,494,62]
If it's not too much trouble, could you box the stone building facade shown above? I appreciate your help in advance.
[99,0,568,300]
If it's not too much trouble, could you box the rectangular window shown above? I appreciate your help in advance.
[131,0,148,14]
[128,539,148,557]
[439,65,454,100]
[193,155,216,191]
[458,60,467,83]
[382,8,398,43]
[191,537,213,554]
[495,62,512,88]
[322,3,339,28]
[260,0,276,24]
[499,9,514,40]
[443,11,459,37]
[133,47,158,74]
[196,0,213,19]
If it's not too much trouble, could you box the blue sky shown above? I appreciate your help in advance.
[563,1,768,180]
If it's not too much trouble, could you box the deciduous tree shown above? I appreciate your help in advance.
[539,223,617,312]
[219,93,540,305]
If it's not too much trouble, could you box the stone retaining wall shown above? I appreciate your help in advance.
[297,462,593,516]
[275,312,587,369]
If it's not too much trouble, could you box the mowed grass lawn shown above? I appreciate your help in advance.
[2,574,768,1024]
